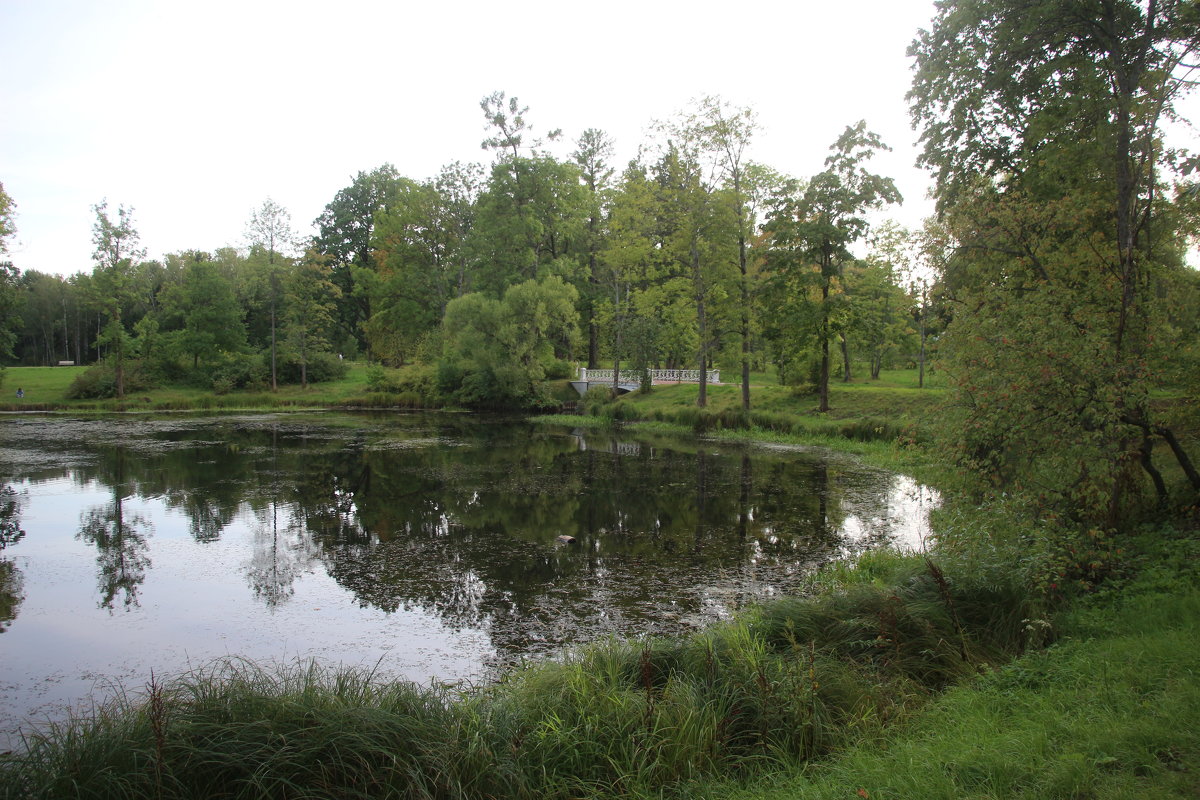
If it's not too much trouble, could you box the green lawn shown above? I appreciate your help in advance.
[604,376,946,425]
[709,558,1200,800]
[0,363,376,411]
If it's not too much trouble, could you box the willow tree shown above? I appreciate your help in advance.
[910,0,1200,518]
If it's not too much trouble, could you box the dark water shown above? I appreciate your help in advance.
[0,413,937,744]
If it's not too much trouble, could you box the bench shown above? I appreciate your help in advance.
[57,361,74,366]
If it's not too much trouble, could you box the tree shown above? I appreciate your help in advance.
[0,183,22,372]
[367,166,481,365]
[691,96,759,411]
[909,0,1200,517]
[764,123,900,411]
[573,128,616,368]
[439,275,580,408]
[166,255,248,370]
[246,198,297,390]
[471,93,587,296]
[0,182,15,256]
[313,165,406,354]
[284,250,341,389]
[653,142,739,407]
[91,201,146,398]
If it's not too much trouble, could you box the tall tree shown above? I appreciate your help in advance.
[90,201,146,398]
[909,0,1200,516]
[165,255,247,370]
[246,198,296,390]
[764,123,900,412]
[0,182,15,256]
[472,93,587,295]
[284,250,341,389]
[692,96,759,411]
[655,142,738,407]
[313,165,405,354]
[573,128,616,369]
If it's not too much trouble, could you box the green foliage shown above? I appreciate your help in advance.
[438,275,580,408]
[65,362,152,400]
[763,122,901,412]
[910,0,1200,519]
[209,353,269,394]
[0,261,23,365]
[162,257,248,368]
[0,181,15,256]
[275,351,348,386]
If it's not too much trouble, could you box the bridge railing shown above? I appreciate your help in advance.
[578,367,720,384]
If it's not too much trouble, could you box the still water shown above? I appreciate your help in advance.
[0,413,937,744]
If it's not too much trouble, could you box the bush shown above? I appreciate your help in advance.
[544,359,574,380]
[210,353,269,393]
[65,363,152,400]
[276,352,349,385]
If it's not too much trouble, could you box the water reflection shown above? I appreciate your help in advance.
[0,414,939,725]
[0,484,25,633]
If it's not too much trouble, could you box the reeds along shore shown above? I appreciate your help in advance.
[1,550,1037,800]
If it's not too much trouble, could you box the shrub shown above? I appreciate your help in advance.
[544,359,574,380]
[65,363,152,400]
[209,353,269,393]
[277,352,349,385]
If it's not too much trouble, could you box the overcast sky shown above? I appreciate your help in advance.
[3,1,1194,277]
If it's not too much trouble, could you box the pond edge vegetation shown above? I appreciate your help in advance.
[2,385,1197,798]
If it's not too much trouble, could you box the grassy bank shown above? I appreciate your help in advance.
[567,373,945,450]
[0,363,438,413]
[713,527,1200,800]
[1,546,1042,799]
[2,367,1196,799]
[6,518,1196,800]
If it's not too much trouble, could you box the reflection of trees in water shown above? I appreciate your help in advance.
[0,485,25,551]
[278,427,862,659]
[0,485,26,632]
[0,560,23,633]
[244,426,317,608]
[76,451,153,611]
[245,502,316,608]
[0,417,919,656]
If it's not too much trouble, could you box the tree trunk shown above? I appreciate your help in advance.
[694,245,707,409]
[918,295,927,389]
[739,227,751,412]
[818,282,830,413]
[840,333,852,382]
[270,300,278,392]
[588,320,599,370]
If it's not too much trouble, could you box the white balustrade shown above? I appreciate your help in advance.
[577,367,720,384]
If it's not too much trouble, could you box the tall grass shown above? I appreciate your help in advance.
[715,549,1200,800]
[1,547,1039,800]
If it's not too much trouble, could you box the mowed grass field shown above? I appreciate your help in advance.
[0,363,375,411]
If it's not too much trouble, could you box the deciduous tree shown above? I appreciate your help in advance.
[909,0,1200,516]
[764,123,900,411]
[90,201,146,397]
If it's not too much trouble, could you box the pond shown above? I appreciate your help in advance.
[0,413,938,746]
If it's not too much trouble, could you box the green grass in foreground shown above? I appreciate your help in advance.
[706,529,1200,800]
[0,547,1040,800]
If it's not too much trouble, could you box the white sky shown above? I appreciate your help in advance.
[2,1,1193,277]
